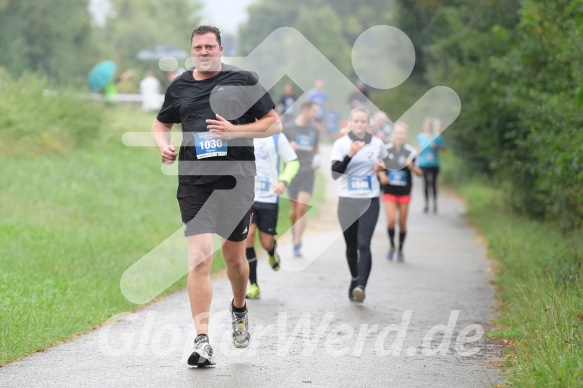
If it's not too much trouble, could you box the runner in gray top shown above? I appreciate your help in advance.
[283,100,320,257]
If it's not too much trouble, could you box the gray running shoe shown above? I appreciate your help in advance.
[230,302,250,349]
[187,335,215,367]
[397,251,405,262]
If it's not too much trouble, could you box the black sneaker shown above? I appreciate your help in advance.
[230,302,250,348]
[187,334,215,367]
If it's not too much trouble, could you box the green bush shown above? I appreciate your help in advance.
[491,0,583,231]
[0,68,106,156]
[392,0,582,232]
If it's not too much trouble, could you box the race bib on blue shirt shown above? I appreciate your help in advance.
[388,170,407,186]
[348,175,372,194]
[194,132,228,159]
[295,134,315,151]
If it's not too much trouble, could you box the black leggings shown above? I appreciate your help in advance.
[337,197,380,289]
[421,167,440,203]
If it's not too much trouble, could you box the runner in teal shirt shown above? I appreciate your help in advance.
[417,118,447,213]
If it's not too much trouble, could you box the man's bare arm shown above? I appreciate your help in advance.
[206,109,283,139]
[152,120,177,164]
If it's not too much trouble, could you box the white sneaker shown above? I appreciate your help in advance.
[352,286,365,303]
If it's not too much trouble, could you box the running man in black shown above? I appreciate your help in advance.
[378,122,422,262]
[152,26,282,367]
[331,108,387,302]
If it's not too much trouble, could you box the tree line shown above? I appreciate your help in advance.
[239,0,583,232]
[0,0,202,87]
[396,0,583,232]
[1,0,580,231]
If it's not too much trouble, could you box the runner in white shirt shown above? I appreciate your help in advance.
[331,107,388,303]
[245,134,299,299]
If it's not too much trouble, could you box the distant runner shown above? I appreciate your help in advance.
[331,107,387,303]
[378,122,422,262]
[284,100,320,257]
[245,134,299,299]
[417,118,447,213]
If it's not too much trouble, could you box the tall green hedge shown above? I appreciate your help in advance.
[493,0,583,231]
[392,0,583,232]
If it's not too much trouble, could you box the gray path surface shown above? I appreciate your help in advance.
[0,145,502,387]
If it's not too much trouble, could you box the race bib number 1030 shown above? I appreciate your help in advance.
[194,132,228,159]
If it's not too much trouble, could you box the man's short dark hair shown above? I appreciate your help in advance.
[300,100,317,111]
[191,25,222,46]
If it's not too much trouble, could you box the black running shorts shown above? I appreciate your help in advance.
[287,170,316,200]
[177,176,254,241]
[251,201,279,235]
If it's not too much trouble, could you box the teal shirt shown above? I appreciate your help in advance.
[417,133,446,167]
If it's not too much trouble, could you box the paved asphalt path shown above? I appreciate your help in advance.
[0,145,502,387]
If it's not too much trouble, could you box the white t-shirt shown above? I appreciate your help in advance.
[139,75,162,111]
[331,134,388,198]
[253,134,297,203]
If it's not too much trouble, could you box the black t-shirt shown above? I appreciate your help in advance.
[382,143,418,196]
[283,121,320,174]
[278,94,296,115]
[157,64,275,185]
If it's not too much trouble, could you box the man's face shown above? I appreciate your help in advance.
[191,33,223,73]
[304,105,319,122]
[392,125,407,145]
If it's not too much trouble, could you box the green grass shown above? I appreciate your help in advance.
[0,104,325,365]
[0,106,184,364]
[441,153,583,387]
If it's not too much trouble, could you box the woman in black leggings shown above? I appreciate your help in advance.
[331,107,387,302]
[417,118,447,213]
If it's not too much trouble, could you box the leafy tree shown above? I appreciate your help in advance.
[239,0,397,71]
[0,0,95,83]
[401,0,582,230]
[422,0,521,175]
[99,0,202,76]
[239,0,397,113]
[492,0,583,229]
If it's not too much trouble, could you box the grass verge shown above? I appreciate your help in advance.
[0,106,180,365]
[441,152,583,386]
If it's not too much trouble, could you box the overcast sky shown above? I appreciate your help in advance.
[89,0,254,34]
[201,0,254,34]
